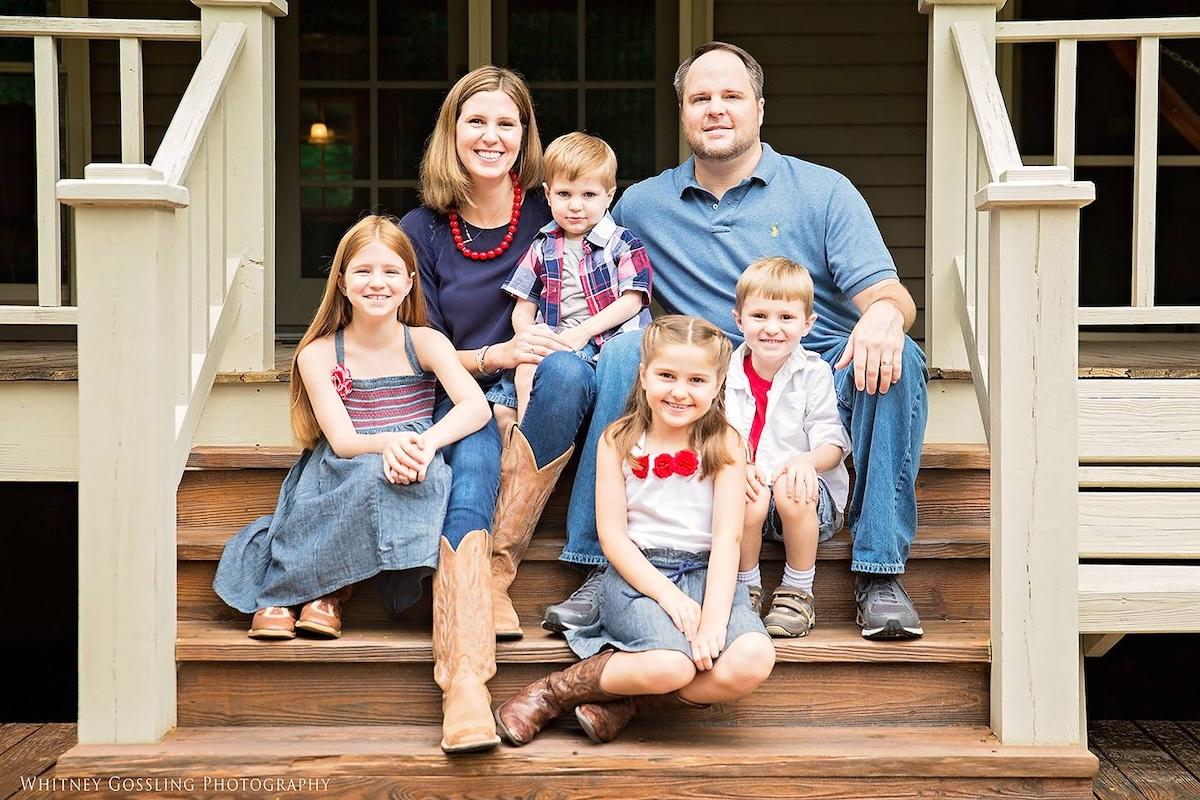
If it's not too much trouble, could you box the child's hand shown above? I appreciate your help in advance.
[745,464,769,503]
[773,457,820,504]
[558,326,592,353]
[656,587,702,642]
[383,433,432,484]
[691,624,726,671]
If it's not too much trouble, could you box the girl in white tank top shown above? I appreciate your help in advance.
[494,316,776,746]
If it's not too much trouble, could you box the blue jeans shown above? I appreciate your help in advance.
[435,348,598,549]
[562,329,929,574]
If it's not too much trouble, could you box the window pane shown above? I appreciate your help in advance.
[585,0,654,81]
[378,187,424,220]
[299,1,369,81]
[379,89,444,180]
[300,91,370,180]
[301,188,372,279]
[534,89,576,147]
[507,0,576,81]
[0,74,36,283]
[585,89,655,180]
[379,1,449,81]
[1075,166,1132,308]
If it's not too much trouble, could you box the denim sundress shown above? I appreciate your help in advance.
[213,326,450,615]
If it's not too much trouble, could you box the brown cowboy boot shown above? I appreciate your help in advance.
[295,584,354,638]
[575,692,710,744]
[491,425,574,640]
[494,649,619,746]
[433,530,500,754]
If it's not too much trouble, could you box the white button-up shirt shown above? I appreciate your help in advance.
[725,342,852,512]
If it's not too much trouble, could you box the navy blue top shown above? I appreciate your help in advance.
[400,190,553,358]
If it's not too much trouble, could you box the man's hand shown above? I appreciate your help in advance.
[835,299,905,395]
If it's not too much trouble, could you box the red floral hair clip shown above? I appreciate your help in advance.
[331,363,353,399]
[631,449,699,480]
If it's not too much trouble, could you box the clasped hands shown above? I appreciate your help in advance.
[382,432,434,485]
[656,587,726,672]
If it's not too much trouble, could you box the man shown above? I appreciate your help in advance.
[544,42,928,640]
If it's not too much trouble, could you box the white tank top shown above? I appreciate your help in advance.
[623,437,715,554]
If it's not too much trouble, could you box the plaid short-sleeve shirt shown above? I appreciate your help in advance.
[502,212,653,347]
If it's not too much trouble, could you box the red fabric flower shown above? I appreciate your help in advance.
[673,449,699,477]
[331,363,353,399]
[652,453,675,479]
[631,454,649,479]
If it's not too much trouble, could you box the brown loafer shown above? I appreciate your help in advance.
[248,606,296,639]
[296,586,352,638]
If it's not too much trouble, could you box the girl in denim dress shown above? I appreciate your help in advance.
[213,216,489,643]
[495,315,776,746]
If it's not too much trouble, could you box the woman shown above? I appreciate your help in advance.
[398,66,596,753]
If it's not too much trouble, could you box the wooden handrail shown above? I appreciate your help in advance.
[150,22,246,186]
[950,22,1022,183]
[997,17,1200,42]
[0,16,201,40]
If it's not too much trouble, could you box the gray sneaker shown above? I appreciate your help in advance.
[542,565,606,633]
[855,574,923,639]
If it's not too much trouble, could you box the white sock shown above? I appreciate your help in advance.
[781,564,815,596]
[737,566,761,586]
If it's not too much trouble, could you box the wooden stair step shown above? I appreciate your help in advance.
[53,724,1095,800]
[176,618,988,664]
[176,465,988,530]
[187,442,992,471]
[178,660,989,728]
[176,522,990,562]
[177,557,990,625]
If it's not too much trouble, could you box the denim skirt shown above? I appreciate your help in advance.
[212,425,450,614]
[565,548,769,659]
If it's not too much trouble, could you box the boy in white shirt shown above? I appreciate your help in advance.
[726,257,851,637]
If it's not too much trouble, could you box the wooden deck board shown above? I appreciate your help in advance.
[4,339,1197,381]
[1088,720,1200,800]
[0,723,76,799]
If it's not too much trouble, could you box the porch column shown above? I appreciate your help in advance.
[978,169,1093,744]
[59,167,189,744]
[920,0,1006,369]
[193,0,286,371]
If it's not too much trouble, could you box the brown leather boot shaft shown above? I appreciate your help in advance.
[490,426,573,638]
[495,649,619,746]
[432,530,500,753]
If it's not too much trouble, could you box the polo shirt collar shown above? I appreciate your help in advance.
[673,143,781,198]
[536,211,619,247]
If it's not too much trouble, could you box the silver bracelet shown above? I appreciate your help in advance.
[476,344,498,377]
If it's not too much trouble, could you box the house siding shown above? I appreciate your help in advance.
[715,0,929,339]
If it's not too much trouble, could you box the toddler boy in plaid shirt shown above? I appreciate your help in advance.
[488,132,653,430]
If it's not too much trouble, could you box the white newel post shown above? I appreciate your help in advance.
[920,0,1005,369]
[977,169,1093,744]
[193,0,286,371]
[59,166,189,744]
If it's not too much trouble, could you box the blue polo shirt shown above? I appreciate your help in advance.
[611,143,896,353]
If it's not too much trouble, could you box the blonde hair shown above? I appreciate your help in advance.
[543,132,618,190]
[734,256,815,316]
[290,215,428,449]
[607,315,738,479]
[418,66,543,214]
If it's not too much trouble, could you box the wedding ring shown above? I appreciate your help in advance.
[881,360,892,366]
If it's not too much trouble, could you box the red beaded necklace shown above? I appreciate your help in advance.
[448,171,522,261]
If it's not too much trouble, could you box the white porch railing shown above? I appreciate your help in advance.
[33,0,285,745]
[0,16,203,325]
[924,0,1095,747]
[996,17,1200,326]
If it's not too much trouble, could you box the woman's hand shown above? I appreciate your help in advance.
[773,456,820,504]
[691,623,727,671]
[500,323,570,368]
[383,432,433,484]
